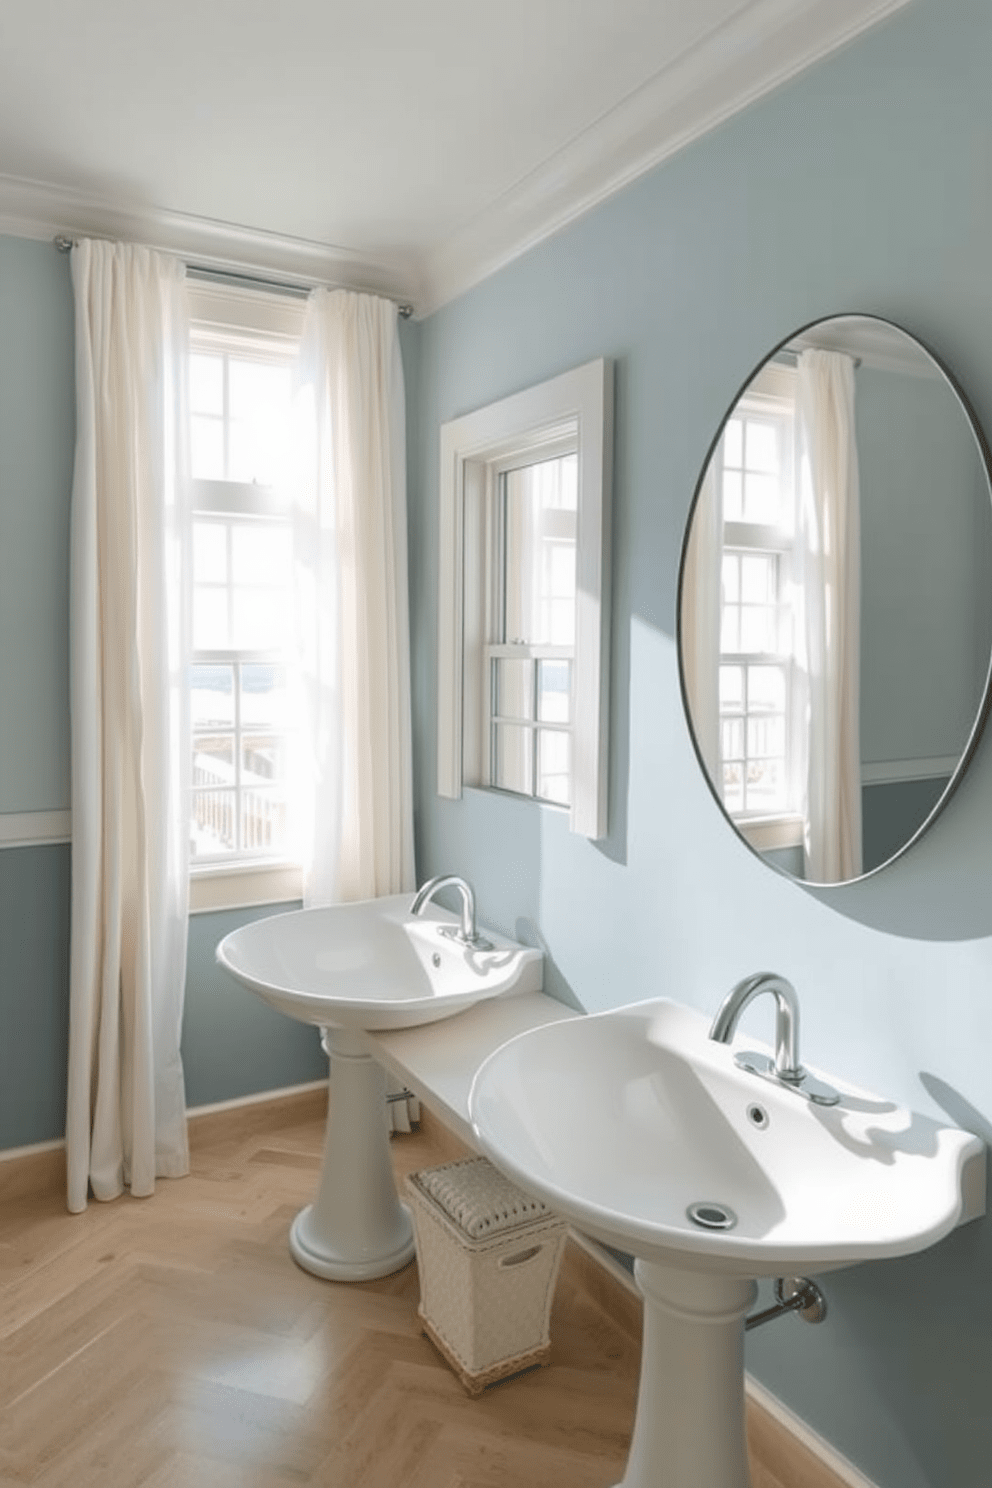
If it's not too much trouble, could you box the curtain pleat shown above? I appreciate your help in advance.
[66,239,191,1213]
[797,348,863,884]
[294,290,415,905]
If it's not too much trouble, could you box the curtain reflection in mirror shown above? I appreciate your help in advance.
[797,349,862,882]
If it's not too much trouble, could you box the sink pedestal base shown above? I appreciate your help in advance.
[614,1261,758,1488]
[289,1031,416,1282]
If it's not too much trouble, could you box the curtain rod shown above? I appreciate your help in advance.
[775,346,862,368]
[53,235,414,318]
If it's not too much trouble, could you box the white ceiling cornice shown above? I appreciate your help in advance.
[0,0,910,319]
[416,0,912,315]
[0,173,421,306]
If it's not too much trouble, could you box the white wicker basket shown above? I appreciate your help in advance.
[406,1156,567,1395]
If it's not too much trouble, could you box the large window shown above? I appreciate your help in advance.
[187,284,305,909]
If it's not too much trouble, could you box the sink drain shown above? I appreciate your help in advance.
[686,1201,737,1231]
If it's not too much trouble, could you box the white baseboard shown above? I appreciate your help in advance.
[185,1078,326,1121]
[0,1080,329,1164]
[0,1135,64,1165]
[744,1374,880,1488]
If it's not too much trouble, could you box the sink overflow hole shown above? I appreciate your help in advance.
[747,1103,769,1129]
[432,953,441,968]
[687,1201,737,1231]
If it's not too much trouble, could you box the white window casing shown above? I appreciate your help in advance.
[187,280,305,911]
[437,358,613,839]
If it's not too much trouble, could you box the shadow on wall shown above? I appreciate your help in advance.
[747,1197,992,1486]
[416,786,585,1014]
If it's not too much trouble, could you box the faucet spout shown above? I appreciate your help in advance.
[410,873,491,949]
[709,972,804,1084]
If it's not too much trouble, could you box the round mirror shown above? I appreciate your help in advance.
[677,315,992,886]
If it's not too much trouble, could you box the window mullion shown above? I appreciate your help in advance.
[222,353,230,482]
[233,659,242,853]
[531,659,539,801]
[225,522,235,654]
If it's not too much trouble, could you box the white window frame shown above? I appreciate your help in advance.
[186,281,306,914]
[437,359,613,839]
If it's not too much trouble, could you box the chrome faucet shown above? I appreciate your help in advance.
[410,874,493,949]
[709,972,804,1082]
[709,972,840,1106]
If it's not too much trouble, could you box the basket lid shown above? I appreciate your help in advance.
[413,1156,554,1239]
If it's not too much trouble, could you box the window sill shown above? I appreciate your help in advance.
[189,859,303,915]
[737,815,803,852]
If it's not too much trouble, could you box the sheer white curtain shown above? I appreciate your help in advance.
[797,348,862,883]
[66,240,191,1213]
[681,462,723,781]
[294,289,415,905]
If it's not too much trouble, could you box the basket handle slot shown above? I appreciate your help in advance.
[498,1245,543,1268]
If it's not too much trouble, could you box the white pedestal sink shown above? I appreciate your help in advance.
[469,998,985,1488]
[216,893,542,1281]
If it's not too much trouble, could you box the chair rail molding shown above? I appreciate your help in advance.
[0,810,71,849]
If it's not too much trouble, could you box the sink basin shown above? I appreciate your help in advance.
[215,891,543,1285]
[470,997,984,1278]
[216,892,543,1031]
[469,997,984,1488]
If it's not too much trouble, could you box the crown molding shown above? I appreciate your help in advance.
[0,0,910,322]
[417,0,912,315]
[0,173,421,308]
[789,316,944,379]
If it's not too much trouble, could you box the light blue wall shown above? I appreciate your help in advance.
[0,236,73,812]
[409,2,992,1483]
[0,845,70,1147]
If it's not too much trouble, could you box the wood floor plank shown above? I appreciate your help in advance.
[0,1100,851,1488]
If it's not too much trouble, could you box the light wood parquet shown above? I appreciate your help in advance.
[1,1092,849,1488]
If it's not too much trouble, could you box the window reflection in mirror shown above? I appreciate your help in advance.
[679,316,992,886]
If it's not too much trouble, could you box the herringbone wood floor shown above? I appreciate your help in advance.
[0,1093,841,1487]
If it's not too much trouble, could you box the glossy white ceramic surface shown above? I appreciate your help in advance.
[216,893,543,1031]
[469,997,985,1278]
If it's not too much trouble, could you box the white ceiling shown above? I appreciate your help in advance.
[0,0,909,314]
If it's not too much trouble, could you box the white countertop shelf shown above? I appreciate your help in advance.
[361,990,578,1148]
